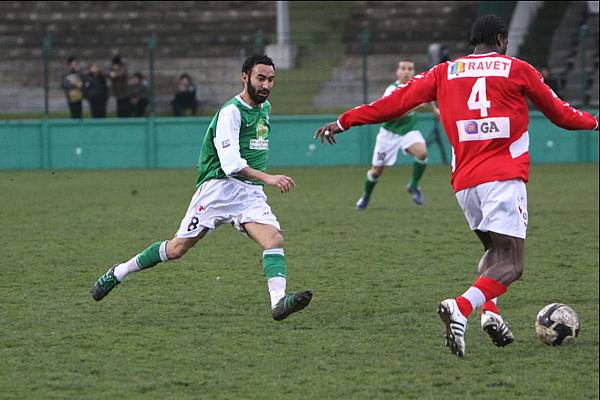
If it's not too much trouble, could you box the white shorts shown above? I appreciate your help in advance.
[455,179,528,239]
[176,178,280,238]
[372,127,426,166]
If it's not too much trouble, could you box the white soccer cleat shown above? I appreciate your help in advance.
[481,311,515,347]
[437,299,468,357]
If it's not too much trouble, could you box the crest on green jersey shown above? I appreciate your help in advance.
[250,117,269,150]
[256,121,269,139]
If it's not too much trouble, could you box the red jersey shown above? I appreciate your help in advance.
[337,52,598,192]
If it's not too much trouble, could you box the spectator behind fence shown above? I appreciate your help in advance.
[61,56,83,119]
[83,63,109,118]
[540,66,561,98]
[129,72,149,117]
[172,73,199,116]
[109,55,130,117]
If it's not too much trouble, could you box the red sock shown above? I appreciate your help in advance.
[482,300,500,315]
[456,296,473,318]
[474,276,507,299]
[455,277,507,318]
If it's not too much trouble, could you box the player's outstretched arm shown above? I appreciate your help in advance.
[237,166,295,193]
[523,63,598,131]
[314,66,439,146]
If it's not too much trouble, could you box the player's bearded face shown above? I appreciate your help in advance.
[246,64,275,104]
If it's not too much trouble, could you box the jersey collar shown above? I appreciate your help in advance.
[236,95,263,109]
[466,52,501,57]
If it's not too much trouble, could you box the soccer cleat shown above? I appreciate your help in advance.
[437,299,468,357]
[406,186,424,205]
[355,195,369,210]
[272,289,313,321]
[481,311,515,347]
[92,264,120,301]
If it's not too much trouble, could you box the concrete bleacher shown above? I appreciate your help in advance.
[0,1,275,114]
[314,1,479,109]
[546,2,599,107]
[563,11,599,107]
[343,1,478,55]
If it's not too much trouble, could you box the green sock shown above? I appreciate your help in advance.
[364,171,378,199]
[408,158,427,189]
[263,248,287,279]
[136,241,169,270]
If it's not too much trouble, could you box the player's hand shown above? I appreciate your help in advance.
[594,114,599,131]
[314,122,343,145]
[265,174,295,193]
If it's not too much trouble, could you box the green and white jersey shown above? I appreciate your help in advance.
[196,95,271,187]
[381,80,418,135]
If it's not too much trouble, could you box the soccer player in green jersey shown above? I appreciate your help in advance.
[356,60,439,209]
[92,55,312,321]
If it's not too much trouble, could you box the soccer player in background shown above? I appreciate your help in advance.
[356,60,440,209]
[314,15,598,357]
[92,55,313,321]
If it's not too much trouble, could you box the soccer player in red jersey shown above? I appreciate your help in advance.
[314,15,598,357]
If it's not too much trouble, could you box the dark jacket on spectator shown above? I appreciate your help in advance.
[129,81,148,102]
[83,71,108,102]
[83,70,109,118]
[172,82,199,116]
[129,78,149,117]
[109,63,129,100]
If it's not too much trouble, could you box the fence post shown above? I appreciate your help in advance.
[146,33,157,168]
[361,28,369,105]
[255,30,264,54]
[148,32,157,117]
[41,34,53,169]
[579,24,588,106]
[42,34,53,119]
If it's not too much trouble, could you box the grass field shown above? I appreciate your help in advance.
[1,164,598,399]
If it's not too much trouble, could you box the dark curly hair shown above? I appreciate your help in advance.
[468,15,508,48]
[242,54,275,76]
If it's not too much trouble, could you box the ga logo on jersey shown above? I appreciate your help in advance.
[464,120,502,134]
[456,117,510,142]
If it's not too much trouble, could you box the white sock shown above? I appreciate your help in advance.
[268,277,286,308]
[461,286,486,311]
[114,255,141,282]
[366,170,378,182]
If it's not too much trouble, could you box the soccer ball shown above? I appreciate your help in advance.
[535,303,580,346]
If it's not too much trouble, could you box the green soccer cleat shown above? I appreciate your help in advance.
[92,265,120,301]
[272,289,313,321]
